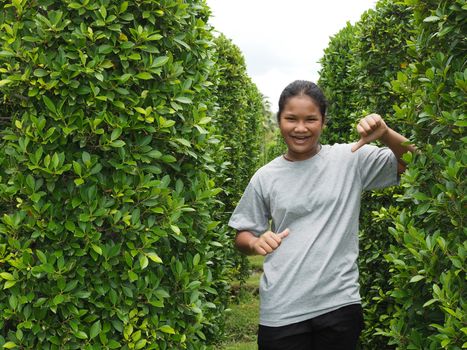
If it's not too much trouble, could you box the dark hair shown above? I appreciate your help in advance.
[276,80,328,122]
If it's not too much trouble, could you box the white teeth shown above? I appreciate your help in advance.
[292,136,309,144]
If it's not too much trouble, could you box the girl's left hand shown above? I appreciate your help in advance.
[351,113,389,152]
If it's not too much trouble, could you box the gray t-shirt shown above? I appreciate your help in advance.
[228,143,399,327]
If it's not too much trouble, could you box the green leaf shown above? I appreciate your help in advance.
[91,244,103,255]
[135,339,147,349]
[26,175,35,190]
[73,161,82,175]
[0,79,12,87]
[89,320,101,339]
[33,69,48,77]
[53,294,65,305]
[175,96,192,104]
[146,150,162,159]
[36,249,47,264]
[153,56,169,67]
[108,340,121,349]
[134,107,147,114]
[98,45,113,54]
[193,254,200,266]
[0,50,15,57]
[119,1,128,13]
[159,325,175,334]
[65,220,76,232]
[146,252,162,264]
[423,15,440,22]
[110,140,126,148]
[136,72,153,80]
[3,342,18,349]
[198,117,211,125]
[42,95,56,113]
[170,225,181,235]
[128,271,138,282]
[139,255,148,270]
[4,280,17,289]
[111,128,122,141]
[175,138,191,147]
[409,275,425,283]
[162,155,176,163]
[81,151,91,165]
[74,331,88,340]
[0,272,15,281]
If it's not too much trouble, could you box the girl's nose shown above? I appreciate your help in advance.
[295,121,307,132]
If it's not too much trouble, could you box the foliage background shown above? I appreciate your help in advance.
[0,0,267,349]
[319,0,466,349]
[0,0,465,349]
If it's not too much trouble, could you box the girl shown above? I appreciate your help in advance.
[228,80,415,350]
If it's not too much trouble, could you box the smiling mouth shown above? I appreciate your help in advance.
[291,135,310,143]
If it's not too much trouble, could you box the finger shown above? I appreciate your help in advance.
[263,231,281,243]
[356,123,366,136]
[277,228,289,239]
[365,115,378,129]
[256,246,268,256]
[260,242,274,254]
[351,139,366,153]
[368,113,382,122]
[255,237,273,254]
[262,234,280,249]
[359,119,371,135]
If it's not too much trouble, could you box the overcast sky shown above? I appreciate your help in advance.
[206,0,377,111]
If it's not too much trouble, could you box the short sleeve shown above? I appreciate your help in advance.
[228,180,270,237]
[356,144,399,191]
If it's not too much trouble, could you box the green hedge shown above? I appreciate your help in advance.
[319,2,413,348]
[0,1,233,348]
[318,21,359,145]
[383,0,466,348]
[319,0,466,348]
[211,34,270,285]
[212,34,267,215]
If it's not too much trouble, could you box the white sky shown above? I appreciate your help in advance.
[206,0,377,111]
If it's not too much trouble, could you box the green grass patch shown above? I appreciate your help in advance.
[223,292,259,344]
[217,255,262,349]
[248,255,264,271]
[222,341,257,350]
[244,271,261,289]
[231,255,263,293]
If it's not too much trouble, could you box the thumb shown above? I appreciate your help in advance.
[351,139,366,153]
[277,228,290,239]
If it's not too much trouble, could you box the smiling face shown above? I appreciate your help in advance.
[279,95,325,161]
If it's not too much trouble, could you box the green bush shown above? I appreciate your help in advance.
[211,34,270,285]
[319,0,466,348]
[0,1,233,348]
[383,0,466,348]
[318,22,359,145]
[319,2,413,347]
[212,34,267,215]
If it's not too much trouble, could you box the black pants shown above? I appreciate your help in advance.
[258,304,364,350]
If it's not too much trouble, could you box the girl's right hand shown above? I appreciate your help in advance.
[249,229,290,256]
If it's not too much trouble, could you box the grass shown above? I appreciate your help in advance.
[222,342,257,350]
[248,255,264,270]
[217,256,264,350]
